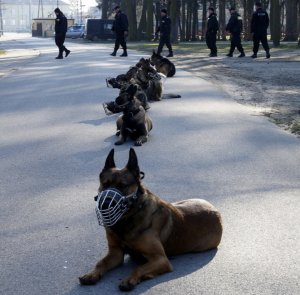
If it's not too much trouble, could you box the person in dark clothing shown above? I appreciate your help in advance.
[206,7,219,57]
[251,2,270,58]
[110,6,129,57]
[155,8,173,57]
[226,7,245,57]
[54,8,70,59]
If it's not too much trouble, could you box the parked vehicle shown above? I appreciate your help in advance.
[66,25,85,39]
[84,19,114,41]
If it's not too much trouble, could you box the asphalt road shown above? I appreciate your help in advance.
[1,34,299,295]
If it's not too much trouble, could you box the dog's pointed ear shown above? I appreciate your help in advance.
[126,148,140,177]
[104,149,116,170]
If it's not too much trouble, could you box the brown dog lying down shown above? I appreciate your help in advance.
[79,148,223,291]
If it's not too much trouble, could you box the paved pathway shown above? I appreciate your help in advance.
[0,34,299,295]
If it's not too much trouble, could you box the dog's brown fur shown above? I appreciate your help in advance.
[79,149,222,291]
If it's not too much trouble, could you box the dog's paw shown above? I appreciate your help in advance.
[119,280,135,291]
[79,273,100,285]
[134,140,143,146]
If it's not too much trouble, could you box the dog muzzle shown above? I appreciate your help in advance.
[94,188,136,227]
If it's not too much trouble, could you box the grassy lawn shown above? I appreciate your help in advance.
[128,41,300,55]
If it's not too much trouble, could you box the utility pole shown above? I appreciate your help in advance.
[0,0,3,36]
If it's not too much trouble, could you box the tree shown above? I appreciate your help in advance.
[270,0,281,46]
[285,0,298,41]
[169,0,180,43]
[146,0,154,40]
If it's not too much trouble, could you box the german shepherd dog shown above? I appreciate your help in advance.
[106,66,139,89]
[114,84,153,146]
[79,148,223,291]
[133,58,180,101]
[150,50,176,77]
[103,83,149,116]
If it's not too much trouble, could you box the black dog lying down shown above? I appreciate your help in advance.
[150,50,176,78]
[103,83,149,116]
[104,58,180,116]
[114,84,153,146]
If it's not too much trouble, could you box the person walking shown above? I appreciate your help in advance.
[206,7,219,57]
[226,7,245,57]
[54,8,70,59]
[110,6,129,57]
[155,8,173,57]
[251,2,270,58]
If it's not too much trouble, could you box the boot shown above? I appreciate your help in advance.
[65,49,71,57]
[226,53,233,57]
[120,50,128,57]
[110,51,116,56]
[251,53,257,58]
[266,52,271,59]
[166,52,173,57]
[238,52,245,57]
[55,56,63,59]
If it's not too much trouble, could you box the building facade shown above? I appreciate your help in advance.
[0,0,70,32]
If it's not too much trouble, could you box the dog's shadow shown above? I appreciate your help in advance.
[65,250,217,295]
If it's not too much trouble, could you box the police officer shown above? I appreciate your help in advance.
[206,7,219,57]
[155,8,173,57]
[54,8,70,59]
[251,2,270,58]
[226,7,245,57]
[110,6,129,57]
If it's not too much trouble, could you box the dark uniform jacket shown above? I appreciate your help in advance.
[226,12,243,34]
[251,8,269,35]
[112,11,128,34]
[55,12,68,35]
[156,15,171,36]
[206,13,219,34]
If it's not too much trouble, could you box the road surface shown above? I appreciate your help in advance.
[1,34,299,295]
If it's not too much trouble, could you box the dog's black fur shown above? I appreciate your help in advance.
[114,84,153,146]
[150,50,176,77]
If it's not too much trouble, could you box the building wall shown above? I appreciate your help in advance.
[1,0,70,32]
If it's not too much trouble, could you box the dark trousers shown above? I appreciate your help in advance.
[206,32,217,55]
[229,33,244,54]
[253,33,270,54]
[157,35,173,55]
[55,33,68,57]
[114,32,127,52]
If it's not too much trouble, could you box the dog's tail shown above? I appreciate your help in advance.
[162,93,181,99]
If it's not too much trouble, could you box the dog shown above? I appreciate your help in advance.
[79,148,223,291]
[106,65,139,89]
[113,84,153,146]
[150,50,176,77]
[103,83,149,116]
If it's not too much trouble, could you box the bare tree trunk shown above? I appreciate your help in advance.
[181,0,186,41]
[191,0,198,40]
[201,0,207,41]
[219,0,226,40]
[138,0,147,40]
[243,0,255,40]
[146,0,154,40]
[285,0,298,40]
[270,0,281,46]
[101,0,109,19]
[123,0,138,40]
